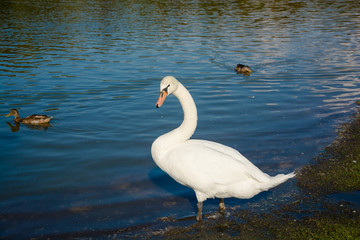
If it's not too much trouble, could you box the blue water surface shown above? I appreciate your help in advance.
[1,0,360,238]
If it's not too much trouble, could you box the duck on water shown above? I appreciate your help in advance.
[235,63,252,74]
[6,109,53,125]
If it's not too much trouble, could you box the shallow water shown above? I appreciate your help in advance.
[1,0,360,238]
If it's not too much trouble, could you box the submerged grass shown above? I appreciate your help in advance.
[143,106,360,240]
[153,203,360,240]
[297,110,360,195]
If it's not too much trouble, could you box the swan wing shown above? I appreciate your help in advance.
[194,140,271,180]
[163,139,270,190]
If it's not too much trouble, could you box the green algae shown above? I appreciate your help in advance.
[152,202,360,240]
[297,111,360,195]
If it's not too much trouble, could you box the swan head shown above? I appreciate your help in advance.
[156,76,179,108]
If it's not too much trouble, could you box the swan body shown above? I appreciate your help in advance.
[151,76,295,221]
[6,109,52,125]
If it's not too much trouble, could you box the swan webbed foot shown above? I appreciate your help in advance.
[219,198,225,213]
[196,202,203,222]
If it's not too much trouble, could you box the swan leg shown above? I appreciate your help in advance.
[196,202,203,221]
[219,198,225,213]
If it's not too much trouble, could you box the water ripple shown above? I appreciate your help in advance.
[1,0,360,238]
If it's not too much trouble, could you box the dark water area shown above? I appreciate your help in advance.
[0,0,360,238]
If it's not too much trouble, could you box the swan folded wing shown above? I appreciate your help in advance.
[191,140,271,182]
[163,140,271,190]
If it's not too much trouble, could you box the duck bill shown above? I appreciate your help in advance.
[6,113,11,117]
[155,90,168,108]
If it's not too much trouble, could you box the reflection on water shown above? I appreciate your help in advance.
[6,121,51,132]
[1,0,360,238]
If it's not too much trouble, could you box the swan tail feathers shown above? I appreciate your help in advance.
[261,171,296,190]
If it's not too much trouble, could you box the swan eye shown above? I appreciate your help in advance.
[164,84,170,93]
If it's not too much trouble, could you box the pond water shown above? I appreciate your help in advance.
[1,0,360,238]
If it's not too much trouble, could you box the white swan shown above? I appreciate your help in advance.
[151,76,295,221]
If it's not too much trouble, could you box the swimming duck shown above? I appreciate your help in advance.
[235,63,252,74]
[6,109,53,125]
[151,76,295,221]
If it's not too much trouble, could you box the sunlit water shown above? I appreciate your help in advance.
[1,0,360,238]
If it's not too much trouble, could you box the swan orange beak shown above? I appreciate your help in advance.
[155,90,168,108]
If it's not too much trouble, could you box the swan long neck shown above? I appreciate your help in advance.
[152,83,197,158]
[173,83,198,142]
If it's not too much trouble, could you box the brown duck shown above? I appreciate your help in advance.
[235,64,252,74]
[6,109,52,125]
